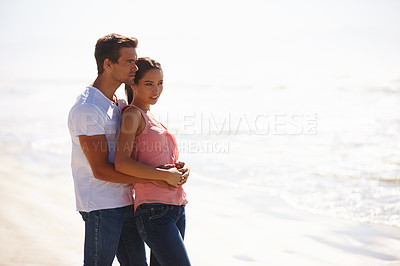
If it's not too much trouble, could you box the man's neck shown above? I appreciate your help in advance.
[92,74,121,101]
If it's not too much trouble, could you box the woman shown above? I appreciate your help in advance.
[115,57,191,266]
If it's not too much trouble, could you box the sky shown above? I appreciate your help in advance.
[1,0,400,89]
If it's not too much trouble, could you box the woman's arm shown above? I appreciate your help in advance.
[115,107,183,187]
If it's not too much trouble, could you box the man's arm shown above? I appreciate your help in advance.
[79,134,151,184]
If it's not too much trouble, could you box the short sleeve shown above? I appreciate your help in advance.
[69,104,106,136]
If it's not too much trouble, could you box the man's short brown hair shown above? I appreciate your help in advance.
[94,33,138,74]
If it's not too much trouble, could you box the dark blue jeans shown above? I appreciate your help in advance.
[135,204,191,266]
[80,204,147,266]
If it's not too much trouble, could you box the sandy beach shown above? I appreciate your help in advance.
[1,149,400,266]
[1,0,400,265]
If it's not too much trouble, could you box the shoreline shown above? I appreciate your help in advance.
[1,157,400,265]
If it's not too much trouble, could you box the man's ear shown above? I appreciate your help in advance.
[103,58,113,72]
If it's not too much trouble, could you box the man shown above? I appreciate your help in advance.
[68,33,187,266]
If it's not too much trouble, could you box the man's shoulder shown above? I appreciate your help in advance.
[69,100,104,117]
[70,87,108,112]
[68,101,107,134]
[68,96,107,131]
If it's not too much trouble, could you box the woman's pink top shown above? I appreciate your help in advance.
[121,105,188,211]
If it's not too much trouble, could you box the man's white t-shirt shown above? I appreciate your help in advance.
[68,86,132,212]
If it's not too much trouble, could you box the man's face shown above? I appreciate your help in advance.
[111,47,138,85]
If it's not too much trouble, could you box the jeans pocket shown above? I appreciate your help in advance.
[147,205,170,232]
[149,205,170,220]
[134,205,148,217]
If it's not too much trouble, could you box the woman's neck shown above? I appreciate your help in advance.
[132,100,150,112]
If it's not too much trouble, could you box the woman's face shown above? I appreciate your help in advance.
[133,69,163,106]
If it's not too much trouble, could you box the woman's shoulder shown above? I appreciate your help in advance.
[121,105,144,116]
[121,105,147,135]
[121,105,147,125]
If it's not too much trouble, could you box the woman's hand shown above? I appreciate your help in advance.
[165,167,184,187]
[175,161,190,186]
[157,162,190,186]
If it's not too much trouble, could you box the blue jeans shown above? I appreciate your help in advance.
[135,204,191,266]
[80,204,147,266]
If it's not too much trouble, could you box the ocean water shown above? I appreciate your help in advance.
[1,74,399,227]
[158,78,400,228]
